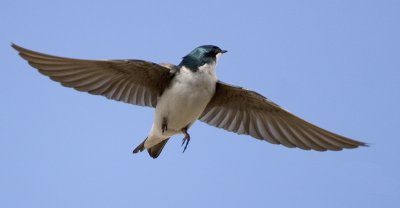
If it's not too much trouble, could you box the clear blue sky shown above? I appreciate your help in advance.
[1,0,399,207]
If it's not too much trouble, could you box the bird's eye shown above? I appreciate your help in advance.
[211,48,220,55]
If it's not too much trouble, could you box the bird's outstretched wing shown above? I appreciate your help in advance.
[200,81,366,151]
[12,44,176,107]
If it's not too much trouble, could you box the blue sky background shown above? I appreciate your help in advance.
[1,0,399,207]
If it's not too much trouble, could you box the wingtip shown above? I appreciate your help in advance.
[345,140,369,150]
[10,42,24,52]
[10,42,18,50]
[359,142,370,148]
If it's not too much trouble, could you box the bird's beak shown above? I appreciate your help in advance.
[221,50,228,54]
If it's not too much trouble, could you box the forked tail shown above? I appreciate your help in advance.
[133,137,170,159]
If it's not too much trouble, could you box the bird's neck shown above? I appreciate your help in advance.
[179,56,216,72]
[197,62,217,78]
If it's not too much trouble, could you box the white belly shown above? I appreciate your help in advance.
[145,64,217,148]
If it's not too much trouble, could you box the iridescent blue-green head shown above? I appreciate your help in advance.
[179,45,227,71]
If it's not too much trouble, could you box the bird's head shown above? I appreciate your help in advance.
[179,45,227,71]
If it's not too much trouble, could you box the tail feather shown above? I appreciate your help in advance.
[132,137,170,159]
[147,138,170,159]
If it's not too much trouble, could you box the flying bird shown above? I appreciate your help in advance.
[12,44,366,158]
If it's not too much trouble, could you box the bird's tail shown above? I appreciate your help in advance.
[132,137,170,159]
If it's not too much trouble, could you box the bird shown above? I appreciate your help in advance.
[12,43,366,158]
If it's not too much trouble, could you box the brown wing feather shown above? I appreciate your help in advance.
[200,81,366,151]
[12,43,175,107]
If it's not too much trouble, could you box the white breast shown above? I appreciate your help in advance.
[147,62,218,142]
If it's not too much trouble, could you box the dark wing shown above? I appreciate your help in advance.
[12,43,176,107]
[200,81,366,151]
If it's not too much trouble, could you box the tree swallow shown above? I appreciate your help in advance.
[12,44,366,158]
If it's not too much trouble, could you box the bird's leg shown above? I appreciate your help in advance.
[162,117,168,134]
[181,127,191,153]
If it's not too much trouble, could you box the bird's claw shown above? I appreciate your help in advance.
[162,118,168,134]
[181,130,190,153]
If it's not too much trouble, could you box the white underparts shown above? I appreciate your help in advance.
[144,61,219,148]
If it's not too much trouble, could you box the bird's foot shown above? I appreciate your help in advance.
[162,118,168,134]
[181,128,191,153]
